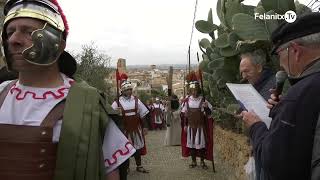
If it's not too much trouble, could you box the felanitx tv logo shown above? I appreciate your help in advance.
[254,10,297,23]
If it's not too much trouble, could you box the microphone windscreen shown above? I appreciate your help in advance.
[276,71,288,84]
[275,71,288,95]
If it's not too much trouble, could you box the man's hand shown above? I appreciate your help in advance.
[267,89,281,109]
[184,126,187,132]
[241,110,261,128]
[116,107,122,116]
[202,102,208,108]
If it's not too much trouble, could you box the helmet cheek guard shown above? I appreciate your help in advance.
[23,23,64,66]
[0,0,77,77]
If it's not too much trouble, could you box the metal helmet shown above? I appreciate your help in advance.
[121,80,133,91]
[189,81,200,89]
[186,71,200,89]
[1,0,67,69]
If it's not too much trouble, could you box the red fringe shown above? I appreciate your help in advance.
[186,71,199,82]
[51,0,69,36]
[120,73,128,81]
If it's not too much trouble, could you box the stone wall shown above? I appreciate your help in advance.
[215,126,251,180]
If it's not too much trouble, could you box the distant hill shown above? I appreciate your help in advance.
[126,64,197,70]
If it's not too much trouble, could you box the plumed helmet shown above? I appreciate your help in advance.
[186,71,200,89]
[189,81,200,89]
[121,80,133,91]
[1,0,76,77]
[3,0,68,34]
[119,73,132,91]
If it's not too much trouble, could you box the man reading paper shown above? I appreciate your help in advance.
[242,13,320,180]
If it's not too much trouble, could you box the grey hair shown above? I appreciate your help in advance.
[240,49,266,66]
[280,32,320,49]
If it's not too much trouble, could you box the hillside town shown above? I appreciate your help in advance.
[108,58,187,100]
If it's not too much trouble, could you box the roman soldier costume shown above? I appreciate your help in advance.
[180,71,214,170]
[112,73,149,173]
[151,97,165,130]
[0,1,135,179]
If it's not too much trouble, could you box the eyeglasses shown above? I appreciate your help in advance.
[275,47,289,56]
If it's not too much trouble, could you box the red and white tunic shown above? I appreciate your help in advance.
[181,95,213,149]
[0,73,135,174]
[152,103,165,124]
[111,96,149,150]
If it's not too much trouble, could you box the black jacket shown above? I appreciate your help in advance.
[254,68,276,101]
[250,63,320,180]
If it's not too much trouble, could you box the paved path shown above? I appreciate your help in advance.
[128,130,234,180]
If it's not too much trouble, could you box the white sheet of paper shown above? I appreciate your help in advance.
[226,83,272,129]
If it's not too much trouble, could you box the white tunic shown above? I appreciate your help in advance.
[181,96,213,149]
[152,103,165,124]
[0,74,135,174]
[111,96,149,150]
[164,107,182,146]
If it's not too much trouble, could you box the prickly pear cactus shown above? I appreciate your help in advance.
[196,0,311,128]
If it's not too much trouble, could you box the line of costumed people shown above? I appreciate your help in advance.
[180,71,215,170]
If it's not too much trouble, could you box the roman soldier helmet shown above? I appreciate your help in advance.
[119,73,133,91]
[1,0,77,77]
[186,71,200,90]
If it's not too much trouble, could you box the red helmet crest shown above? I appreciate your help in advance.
[51,0,69,37]
[186,71,199,83]
[119,73,128,85]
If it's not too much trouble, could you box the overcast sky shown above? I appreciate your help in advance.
[59,0,311,66]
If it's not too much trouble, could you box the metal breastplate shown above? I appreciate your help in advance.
[154,108,162,115]
[186,97,205,128]
[123,109,141,133]
[187,108,205,128]
[120,97,141,133]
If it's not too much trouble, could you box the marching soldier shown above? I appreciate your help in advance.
[112,73,150,174]
[181,71,214,169]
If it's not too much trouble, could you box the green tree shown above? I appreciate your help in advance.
[137,91,152,104]
[74,43,113,96]
[151,89,166,100]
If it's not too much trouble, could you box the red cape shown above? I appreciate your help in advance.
[140,119,147,155]
[140,135,147,155]
[180,112,214,161]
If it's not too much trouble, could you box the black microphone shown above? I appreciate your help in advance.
[274,71,288,98]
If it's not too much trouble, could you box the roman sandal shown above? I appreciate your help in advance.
[136,166,149,173]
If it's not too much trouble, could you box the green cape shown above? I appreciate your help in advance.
[54,82,118,180]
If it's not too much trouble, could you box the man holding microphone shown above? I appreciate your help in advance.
[242,13,320,180]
